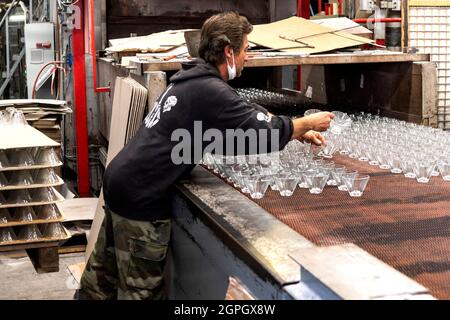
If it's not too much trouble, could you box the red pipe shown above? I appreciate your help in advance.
[353,18,402,23]
[318,0,322,13]
[72,0,91,197]
[297,0,310,19]
[338,0,343,15]
[296,0,310,91]
[89,0,110,93]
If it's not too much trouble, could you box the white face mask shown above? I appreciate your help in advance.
[227,50,236,81]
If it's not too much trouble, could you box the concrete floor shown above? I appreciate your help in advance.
[0,251,84,300]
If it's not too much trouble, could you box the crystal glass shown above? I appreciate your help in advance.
[343,174,370,197]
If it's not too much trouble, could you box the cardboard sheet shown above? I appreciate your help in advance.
[310,17,373,36]
[86,77,148,261]
[0,126,60,150]
[57,198,98,222]
[106,29,192,53]
[249,17,374,54]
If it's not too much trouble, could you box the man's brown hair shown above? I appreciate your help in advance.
[198,12,253,65]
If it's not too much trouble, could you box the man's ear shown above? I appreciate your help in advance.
[224,45,233,59]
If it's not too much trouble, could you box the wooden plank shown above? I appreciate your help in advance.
[0,176,64,191]
[0,187,65,209]
[290,243,433,300]
[417,61,438,127]
[0,225,71,248]
[26,246,59,273]
[133,53,431,74]
[0,162,62,172]
[0,217,64,228]
[0,239,60,252]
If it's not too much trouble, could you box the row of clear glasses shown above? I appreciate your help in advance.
[0,223,66,243]
[202,139,370,199]
[0,147,61,169]
[338,112,450,184]
[0,205,61,224]
[236,88,299,108]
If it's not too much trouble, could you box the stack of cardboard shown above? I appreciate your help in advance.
[86,76,149,259]
[0,109,70,248]
[0,99,72,144]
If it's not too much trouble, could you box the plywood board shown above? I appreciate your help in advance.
[248,17,374,54]
[0,175,64,191]
[0,187,65,209]
[57,198,98,222]
[0,216,64,228]
[290,243,430,300]
[0,162,63,172]
[0,126,60,150]
[0,225,71,247]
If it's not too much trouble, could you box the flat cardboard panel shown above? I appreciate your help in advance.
[310,17,373,36]
[0,126,60,150]
[86,76,149,261]
[106,29,191,53]
[249,17,374,54]
[57,198,97,222]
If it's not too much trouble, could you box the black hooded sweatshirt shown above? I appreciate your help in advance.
[103,59,293,221]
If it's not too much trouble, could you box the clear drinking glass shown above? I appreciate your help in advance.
[275,173,299,196]
[437,162,450,181]
[338,170,358,191]
[303,171,329,194]
[343,174,370,197]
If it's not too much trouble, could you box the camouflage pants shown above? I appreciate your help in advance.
[78,207,171,300]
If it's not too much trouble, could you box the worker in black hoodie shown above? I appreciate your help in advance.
[79,12,333,300]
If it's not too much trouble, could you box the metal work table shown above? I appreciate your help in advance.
[169,165,437,300]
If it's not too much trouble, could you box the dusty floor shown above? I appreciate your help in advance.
[0,251,85,300]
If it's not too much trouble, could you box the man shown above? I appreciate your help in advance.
[79,12,333,300]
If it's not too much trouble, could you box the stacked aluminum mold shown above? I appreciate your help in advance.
[0,108,69,246]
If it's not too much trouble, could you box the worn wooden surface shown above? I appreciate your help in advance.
[130,52,431,74]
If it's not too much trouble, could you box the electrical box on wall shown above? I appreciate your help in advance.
[25,23,56,99]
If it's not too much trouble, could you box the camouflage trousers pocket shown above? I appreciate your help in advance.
[125,238,168,290]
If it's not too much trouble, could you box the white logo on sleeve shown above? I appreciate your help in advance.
[144,84,174,129]
[163,96,178,113]
[256,112,272,123]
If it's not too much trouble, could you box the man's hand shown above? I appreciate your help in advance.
[301,130,326,146]
[303,112,334,132]
[291,111,334,141]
